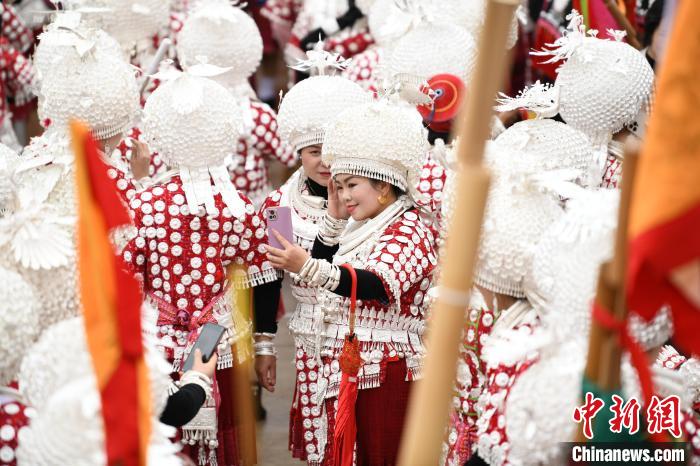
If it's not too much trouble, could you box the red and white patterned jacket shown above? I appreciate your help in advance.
[0,38,35,124]
[320,207,438,399]
[120,174,277,367]
[416,150,447,244]
[0,5,34,55]
[0,386,31,466]
[324,27,374,59]
[342,45,383,95]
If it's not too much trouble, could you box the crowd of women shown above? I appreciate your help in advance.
[0,0,698,465]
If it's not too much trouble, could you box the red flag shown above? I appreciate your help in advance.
[71,121,151,465]
[627,0,700,356]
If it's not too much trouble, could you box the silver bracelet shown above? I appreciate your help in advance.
[324,213,347,231]
[317,214,347,246]
[321,264,341,291]
[253,332,276,340]
[298,257,319,285]
[298,258,337,288]
[254,340,278,357]
[312,259,332,287]
[298,257,316,280]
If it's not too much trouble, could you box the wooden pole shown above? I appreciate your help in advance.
[599,139,639,389]
[577,138,640,442]
[397,1,519,464]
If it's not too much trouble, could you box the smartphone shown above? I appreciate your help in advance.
[182,323,227,372]
[264,206,294,249]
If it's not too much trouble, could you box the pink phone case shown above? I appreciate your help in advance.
[265,206,294,249]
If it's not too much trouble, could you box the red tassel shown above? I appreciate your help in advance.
[333,265,362,466]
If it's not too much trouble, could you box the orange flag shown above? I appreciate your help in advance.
[71,121,151,465]
[627,0,700,356]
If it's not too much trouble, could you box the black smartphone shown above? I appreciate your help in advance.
[182,323,227,372]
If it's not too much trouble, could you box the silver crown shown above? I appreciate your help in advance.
[279,49,370,153]
[36,18,139,140]
[323,100,428,201]
[177,0,263,89]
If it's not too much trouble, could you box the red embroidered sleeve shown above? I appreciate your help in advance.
[259,188,284,215]
[114,127,167,179]
[364,212,438,312]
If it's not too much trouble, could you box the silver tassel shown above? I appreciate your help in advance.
[198,445,207,466]
[209,447,219,466]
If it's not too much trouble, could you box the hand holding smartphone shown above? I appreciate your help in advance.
[182,323,227,372]
[264,206,294,249]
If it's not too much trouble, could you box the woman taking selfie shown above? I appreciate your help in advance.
[265,100,437,466]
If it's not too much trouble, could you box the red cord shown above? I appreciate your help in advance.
[340,264,357,335]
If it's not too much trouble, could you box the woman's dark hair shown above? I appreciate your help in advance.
[369,179,405,198]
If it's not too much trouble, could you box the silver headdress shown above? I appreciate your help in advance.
[322,99,428,202]
[35,16,139,140]
[490,119,597,184]
[60,0,170,55]
[177,0,263,91]
[437,0,519,49]
[524,187,619,340]
[532,10,654,145]
[367,0,427,50]
[141,69,247,217]
[279,47,370,153]
[472,117,598,298]
[387,21,476,105]
[474,171,564,298]
[495,80,560,119]
[33,11,124,86]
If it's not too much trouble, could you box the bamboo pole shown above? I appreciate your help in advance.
[599,139,639,389]
[577,138,640,442]
[397,1,519,464]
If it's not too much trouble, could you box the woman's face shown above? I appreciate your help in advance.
[335,174,392,221]
[300,144,331,186]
